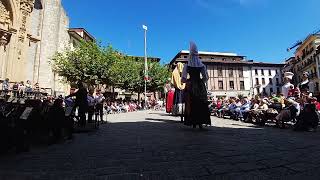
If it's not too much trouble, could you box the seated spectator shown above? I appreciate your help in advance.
[246,99,260,122]
[294,103,319,132]
[18,81,25,98]
[110,103,117,113]
[237,99,250,121]
[231,99,242,119]
[12,82,19,97]
[275,98,300,127]
[48,98,65,143]
[217,100,229,118]
[123,102,130,112]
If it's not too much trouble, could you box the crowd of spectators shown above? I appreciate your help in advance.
[104,98,164,114]
[210,92,320,132]
[1,78,45,98]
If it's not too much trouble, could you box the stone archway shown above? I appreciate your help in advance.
[0,0,22,80]
[0,0,14,79]
[0,0,19,30]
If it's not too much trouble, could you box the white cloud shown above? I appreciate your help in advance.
[194,0,268,9]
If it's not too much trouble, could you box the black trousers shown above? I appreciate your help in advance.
[88,106,94,123]
[96,103,104,122]
[78,106,87,127]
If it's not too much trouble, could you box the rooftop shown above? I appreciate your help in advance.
[68,28,95,42]
[180,50,241,57]
[127,55,161,62]
[170,50,246,65]
[296,32,320,52]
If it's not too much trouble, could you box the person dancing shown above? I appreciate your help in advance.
[182,42,211,129]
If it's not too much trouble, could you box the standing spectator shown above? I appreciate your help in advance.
[66,82,88,127]
[25,80,33,97]
[1,78,9,97]
[95,90,105,123]
[87,89,95,123]
[12,82,19,97]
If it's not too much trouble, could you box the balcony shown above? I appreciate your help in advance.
[296,57,317,71]
[301,47,315,60]
[309,73,318,79]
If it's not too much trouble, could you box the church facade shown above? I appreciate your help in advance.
[0,0,73,95]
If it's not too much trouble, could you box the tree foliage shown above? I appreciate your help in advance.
[51,41,170,94]
[51,41,118,86]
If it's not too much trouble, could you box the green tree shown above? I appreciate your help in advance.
[51,41,119,86]
[51,40,170,98]
[148,62,171,92]
[109,56,170,100]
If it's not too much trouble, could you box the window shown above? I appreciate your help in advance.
[240,81,245,90]
[199,57,202,59]
[261,69,264,76]
[229,68,233,77]
[276,78,279,85]
[277,87,280,94]
[238,68,243,77]
[268,69,272,76]
[269,78,273,85]
[218,81,223,90]
[218,67,223,77]
[184,56,187,58]
[211,57,214,60]
[255,69,258,75]
[222,58,226,61]
[229,81,234,90]
[263,88,266,94]
[270,88,274,93]
[276,70,278,74]
[256,78,259,85]
[262,78,265,85]
[256,88,260,94]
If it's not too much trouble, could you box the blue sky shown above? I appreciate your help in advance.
[62,0,320,64]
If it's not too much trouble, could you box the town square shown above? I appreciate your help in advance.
[1,0,320,179]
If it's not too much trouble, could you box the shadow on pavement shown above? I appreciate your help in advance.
[1,113,320,180]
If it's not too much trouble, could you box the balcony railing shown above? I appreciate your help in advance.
[309,73,318,79]
[301,47,314,60]
[296,57,317,71]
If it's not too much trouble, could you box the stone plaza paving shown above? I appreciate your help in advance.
[1,111,320,180]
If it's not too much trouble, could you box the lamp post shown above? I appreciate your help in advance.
[142,25,148,109]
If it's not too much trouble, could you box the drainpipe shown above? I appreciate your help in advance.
[250,65,253,97]
[37,0,46,83]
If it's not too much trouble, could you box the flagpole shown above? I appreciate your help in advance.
[143,25,148,110]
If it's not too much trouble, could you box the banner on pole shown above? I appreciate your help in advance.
[142,25,148,30]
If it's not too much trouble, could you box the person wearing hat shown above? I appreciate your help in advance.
[299,71,314,97]
[282,72,294,98]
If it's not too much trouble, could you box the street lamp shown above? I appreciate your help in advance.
[142,25,148,109]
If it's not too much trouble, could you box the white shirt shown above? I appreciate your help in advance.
[300,80,314,97]
[282,82,293,98]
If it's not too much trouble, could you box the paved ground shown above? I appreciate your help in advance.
[1,111,320,180]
